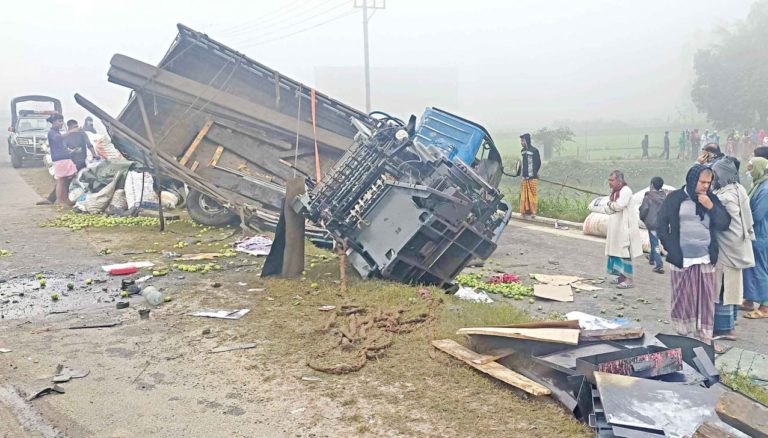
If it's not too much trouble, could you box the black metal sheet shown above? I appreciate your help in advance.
[655,333,714,368]
[594,372,746,437]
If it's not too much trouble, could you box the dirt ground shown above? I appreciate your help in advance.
[0,157,590,436]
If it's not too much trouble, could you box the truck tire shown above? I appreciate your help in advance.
[10,148,22,168]
[186,189,239,227]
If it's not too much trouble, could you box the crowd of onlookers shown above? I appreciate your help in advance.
[640,127,768,161]
[593,140,768,351]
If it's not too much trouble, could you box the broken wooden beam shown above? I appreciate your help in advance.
[456,327,580,345]
[432,339,550,396]
[716,392,768,438]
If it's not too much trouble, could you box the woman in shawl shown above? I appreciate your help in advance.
[742,157,768,318]
[657,164,731,343]
[589,170,643,289]
[710,157,755,341]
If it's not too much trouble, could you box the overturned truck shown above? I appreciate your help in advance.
[78,24,510,287]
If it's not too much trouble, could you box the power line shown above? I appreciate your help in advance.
[237,10,357,48]
[224,0,350,40]
[212,0,311,36]
[231,1,353,45]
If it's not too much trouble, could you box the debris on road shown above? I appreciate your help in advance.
[432,339,550,396]
[234,235,273,257]
[211,343,258,353]
[0,348,11,353]
[68,322,120,330]
[138,309,150,320]
[716,391,768,438]
[116,301,129,309]
[533,284,573,302]
[101,261,154,273]
[318,305,336,312]
[26,384,65,401]
[52,365,90,383]
[187,309,251,320]
[454,286,494,304]
[457,327,580,345]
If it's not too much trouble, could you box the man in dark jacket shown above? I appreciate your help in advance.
[518,133,541,216]
[65,119,97,170]
[639,177,667,273]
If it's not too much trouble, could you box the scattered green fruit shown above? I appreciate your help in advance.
[0,249,11,257]
[39,279,46,287]
[454,273,533,300]
[35,273,44,279]
[120,291,129,298]
[67,283,74,290]
[85,279,93,285]
[163,296,172,302]
[600,308,607,314]
[529,298,535,304]
[51,293,59,301]
[310,282,319,289]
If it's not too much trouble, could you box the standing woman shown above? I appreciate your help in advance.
[657,164,731,343]
[47,114,77,207]
[710,158,755,340]
[742,157,768,318]
[589,170,643,289]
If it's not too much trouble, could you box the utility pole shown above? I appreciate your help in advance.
[354,0,385,113]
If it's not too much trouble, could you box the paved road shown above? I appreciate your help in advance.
[492,218,768,354]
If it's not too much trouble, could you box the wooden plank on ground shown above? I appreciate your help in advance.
[716,392,768,438]
[580,326,644,341]
[209,145,225,167]
[692,422,737,438]
[493,320,580,329]
[190,161,199,171]
[431,339,550,396]
[179,119,214,166]
[456,327,580,345]
[533,284,574,302]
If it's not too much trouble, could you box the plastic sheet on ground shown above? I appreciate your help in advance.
[454,286,494,303]
[565,311,622,330]
[234,235,273,256]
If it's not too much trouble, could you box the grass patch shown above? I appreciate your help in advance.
[720,370,768,406]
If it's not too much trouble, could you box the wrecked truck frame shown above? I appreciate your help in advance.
[78,24,511,287]
[88,24,372,232]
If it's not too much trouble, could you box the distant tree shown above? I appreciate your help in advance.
[533,127,575,160]
[692,0,768,128]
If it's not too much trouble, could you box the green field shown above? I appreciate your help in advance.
[492,127,689,161]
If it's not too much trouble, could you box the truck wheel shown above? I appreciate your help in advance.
[10,148,22,168]
[186,189,239,227]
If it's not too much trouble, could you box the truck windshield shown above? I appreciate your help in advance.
[17,118,50,133]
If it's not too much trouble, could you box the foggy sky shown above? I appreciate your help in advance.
[0,0,755,131]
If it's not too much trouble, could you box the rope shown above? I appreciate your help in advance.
[310,88,321,182]
[293,87,302,175]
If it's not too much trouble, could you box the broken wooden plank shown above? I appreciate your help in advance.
[208,145,225,167]
[456,327,580,345]
[431,339,550,396]
[579,326,644,341]
[692,422,737,438]
[493,320,580,329]
[470,349,515,365]
[179,119,214,166]
[716,392,768,438]
[533,284,573,302]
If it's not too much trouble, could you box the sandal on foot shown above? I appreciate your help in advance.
[653,267,665,274]
[609,278,623,285]
[714,344,733,354]
[616,282,633,289]
[739,303,756,311]
[744,310,768,319]
[713,334,737,341]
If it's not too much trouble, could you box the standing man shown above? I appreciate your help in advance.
[691,129,701,160]
[640,176,668,274]
[641,134,650,160]
[589,170,643,289]
[47,114,78,207]
[518,133,541,217]
[660,131,670,160]
[65,119,97,170]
